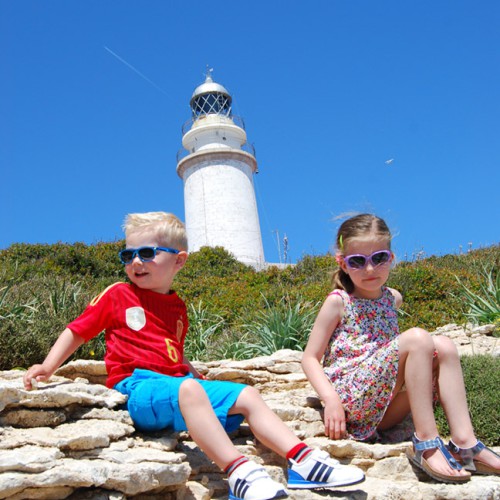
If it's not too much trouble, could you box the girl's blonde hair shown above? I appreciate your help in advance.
[123,212,188,251]
[332,213,392,293]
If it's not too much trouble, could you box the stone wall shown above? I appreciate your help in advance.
[0,324,498,499]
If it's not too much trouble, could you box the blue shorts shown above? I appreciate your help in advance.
[114,369,246,433]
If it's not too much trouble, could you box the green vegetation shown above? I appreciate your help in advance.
[0,242,498,444]
[454,266,500,331]
[183,301,226,362]
[235,295,319,358]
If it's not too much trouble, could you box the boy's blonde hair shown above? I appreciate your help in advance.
[123,212,188,251]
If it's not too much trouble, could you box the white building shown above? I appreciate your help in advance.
[176,71,265,269]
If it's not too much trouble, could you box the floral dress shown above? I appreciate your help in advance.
[323,287,400,441]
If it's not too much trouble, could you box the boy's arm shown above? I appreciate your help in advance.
[182,356,206,380]
[23,328,85,390]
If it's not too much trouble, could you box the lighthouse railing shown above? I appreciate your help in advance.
[176,141,256,163]
[181,115,247,135]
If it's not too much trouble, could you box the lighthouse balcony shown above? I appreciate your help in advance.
[181,114,247,135]
[176,141,256,163]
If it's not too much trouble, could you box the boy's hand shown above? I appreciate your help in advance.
[23,365,52,390]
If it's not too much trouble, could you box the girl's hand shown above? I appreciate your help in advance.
[323,400,347,440]
[23,365,52,390]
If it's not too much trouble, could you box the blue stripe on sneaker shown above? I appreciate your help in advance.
[308,462,333,483]
[241,484,249,497]
[233,479,239,496]
[320,464,334,482]
[316,463,328,482]
[307,460,321,481]
[234,478,249,498]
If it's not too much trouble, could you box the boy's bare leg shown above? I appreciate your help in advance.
[178,378,243,469]
[228,385,301,455]
[179,380,300,468]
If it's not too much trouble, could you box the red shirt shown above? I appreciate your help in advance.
[68,282,189,388]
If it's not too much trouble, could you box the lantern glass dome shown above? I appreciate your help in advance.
[190,72,232,118]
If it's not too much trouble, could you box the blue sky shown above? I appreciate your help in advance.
[2,1,499,264]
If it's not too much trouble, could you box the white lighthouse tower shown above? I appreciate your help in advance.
[176,71,265,268]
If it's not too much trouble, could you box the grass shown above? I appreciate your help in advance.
[234,294,319,358]
[0,284,38,322]
[184,301,226,361]
[454,265,500,331]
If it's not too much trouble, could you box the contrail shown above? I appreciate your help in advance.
[104,46,169,96]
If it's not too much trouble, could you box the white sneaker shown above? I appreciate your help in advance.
[287,448,364,489]
[228,460,288,500]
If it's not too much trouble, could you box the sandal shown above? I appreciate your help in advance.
[447,439,500,476]
[406,434,471,483]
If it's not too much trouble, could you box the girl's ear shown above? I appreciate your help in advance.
[335,253,348,273]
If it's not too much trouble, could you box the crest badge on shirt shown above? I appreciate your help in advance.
[126,307,146,331]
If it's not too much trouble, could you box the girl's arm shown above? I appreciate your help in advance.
[302,293,346,439]
[23,328,85,390]
[388,287,403,308]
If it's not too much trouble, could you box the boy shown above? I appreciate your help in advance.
[24,212,364,500]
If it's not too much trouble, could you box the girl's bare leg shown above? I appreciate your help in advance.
[377,390,410,431]
[383,328,468,478]
[433,336,500,470]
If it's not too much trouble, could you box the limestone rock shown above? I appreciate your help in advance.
[432,323,500,357]
[0,373,127,412]
[0,408,68,428]
[1,326,499,499]
[0,458,191,498]
[55,359,108,385]
[0,445,64,473]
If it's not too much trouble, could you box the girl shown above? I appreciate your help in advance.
[301,214,500,484]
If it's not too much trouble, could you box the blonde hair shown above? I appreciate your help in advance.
[332,214,392,293]
[123,212,188,251]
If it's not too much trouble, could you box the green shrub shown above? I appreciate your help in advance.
[454,266,500,330]
[184,301,226,361]
[1,241,124,280]
[388,261,467,331]
[179,246,252,280]
[0,281,38,322]
[233,295,319,358]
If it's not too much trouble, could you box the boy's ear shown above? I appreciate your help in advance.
[175,251,188,269]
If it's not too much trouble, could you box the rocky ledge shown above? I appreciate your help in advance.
[0,323,498,499]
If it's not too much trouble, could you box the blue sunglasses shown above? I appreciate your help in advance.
[119,246,179,264]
